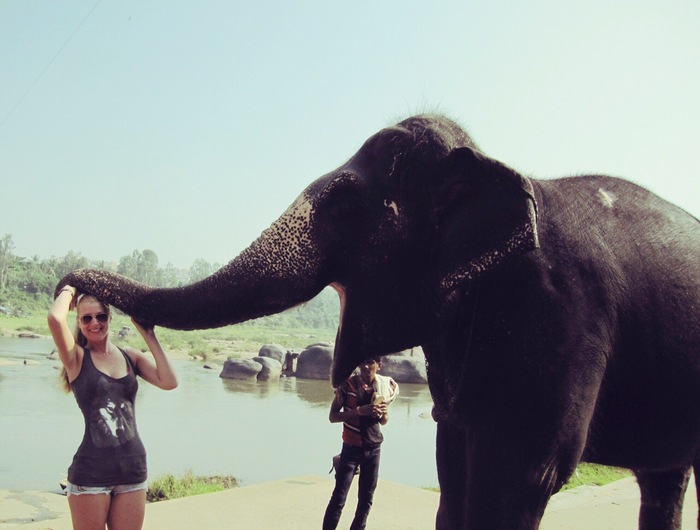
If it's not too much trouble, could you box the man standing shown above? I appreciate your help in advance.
[322,357,399,530]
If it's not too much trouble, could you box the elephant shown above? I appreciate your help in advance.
[55,114,700,530]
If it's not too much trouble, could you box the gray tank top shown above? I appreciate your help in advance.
[67,348,147,486]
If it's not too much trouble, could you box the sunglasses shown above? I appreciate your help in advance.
[80,313,109,325]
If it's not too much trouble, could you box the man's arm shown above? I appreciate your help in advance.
[328,390,347,423]
[377,401,389,425]
[328,389,376,423]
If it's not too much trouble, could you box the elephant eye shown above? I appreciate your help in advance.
[329,193,364,218]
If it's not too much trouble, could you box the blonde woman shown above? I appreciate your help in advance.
[48,285,178,530]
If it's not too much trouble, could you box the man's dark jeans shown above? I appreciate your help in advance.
[322,442,381,530]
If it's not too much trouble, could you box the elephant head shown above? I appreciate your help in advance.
[56,114,539,386]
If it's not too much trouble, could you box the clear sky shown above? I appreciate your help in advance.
[2,1,699,269]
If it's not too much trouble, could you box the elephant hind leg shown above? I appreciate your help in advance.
[694,462,700,530]
[634,466,691,530]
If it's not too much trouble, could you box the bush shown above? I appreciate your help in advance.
[561,463,631,491]
[147,470,239,502]
[188,346,211,361]
[423,463,631,494]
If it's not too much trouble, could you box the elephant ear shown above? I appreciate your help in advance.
[433,146,539,295]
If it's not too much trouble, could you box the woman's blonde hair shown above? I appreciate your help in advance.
[58,294,111,393]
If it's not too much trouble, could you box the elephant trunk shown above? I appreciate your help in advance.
[56,194,329,330]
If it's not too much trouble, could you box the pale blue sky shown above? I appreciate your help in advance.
[2,1,699,269]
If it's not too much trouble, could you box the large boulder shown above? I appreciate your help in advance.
[372,347,427,384]
[18,332,42,339]
[257,344,287,364]
[220,358,262,381]
[295,344,333,380]
[252,356,282,382]
[380,353,428,384]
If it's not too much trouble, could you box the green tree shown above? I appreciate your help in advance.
[118,249,160,285]
[189,258,221,283]
[117,251,139,279]
[158,262,184,288]
[0,234,14,293]
[10,256,56,295]
[115,249,188,287]
[48,251,90,279]
[90,259,116,272]
[136,249,159,285]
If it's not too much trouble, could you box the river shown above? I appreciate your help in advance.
[0,337,438,492]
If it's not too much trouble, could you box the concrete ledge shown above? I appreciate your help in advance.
[1,474,697,529]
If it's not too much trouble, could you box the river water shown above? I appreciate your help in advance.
[0,337,438,492]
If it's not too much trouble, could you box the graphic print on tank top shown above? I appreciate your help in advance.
[88,371,138,448]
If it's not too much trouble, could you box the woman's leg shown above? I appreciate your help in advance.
[107,489,147,530]
[68,493,111,530]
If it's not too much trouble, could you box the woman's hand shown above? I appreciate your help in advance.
[55,285,77,307]
[131,317,154,337]
[47,284,80,378]
[128,318,178,390]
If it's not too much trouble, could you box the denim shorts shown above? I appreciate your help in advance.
[65,480,148,497]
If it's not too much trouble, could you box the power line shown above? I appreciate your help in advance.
[0,0,103,130]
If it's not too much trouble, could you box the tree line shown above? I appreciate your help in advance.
[0,233,339,330]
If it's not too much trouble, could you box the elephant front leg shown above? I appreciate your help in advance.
[635,466,691,530]
[435,421,469,529]
[435,420,575,530]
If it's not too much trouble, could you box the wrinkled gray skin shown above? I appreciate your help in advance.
[57,115,700,530]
